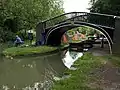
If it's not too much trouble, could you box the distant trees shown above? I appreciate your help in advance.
[89,0,120,16]
[0,0,64,42]
[67,26,97,36]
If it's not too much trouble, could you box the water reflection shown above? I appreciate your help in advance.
[0,53,66,90]
[0,50,82,90]
[62,50,83,69]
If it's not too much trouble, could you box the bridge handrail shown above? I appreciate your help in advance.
[41,12,116,23]
[39,12,116,29]
[41,12,86,23]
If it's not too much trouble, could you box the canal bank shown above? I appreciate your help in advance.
[52,52,120,90]
[2,44,69,58]
[52,52,103,90]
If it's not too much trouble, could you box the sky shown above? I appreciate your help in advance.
[63,0,90,13]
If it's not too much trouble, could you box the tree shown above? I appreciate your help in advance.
[89,0,120,16]
[0,0,64,42]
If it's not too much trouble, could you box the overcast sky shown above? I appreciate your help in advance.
[63,0,90,13]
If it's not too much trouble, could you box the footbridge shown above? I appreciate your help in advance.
[36,12,120,54]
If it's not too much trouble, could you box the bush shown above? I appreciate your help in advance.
[0,27,15,43]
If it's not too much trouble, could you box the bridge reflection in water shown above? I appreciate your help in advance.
[62,50,83,69]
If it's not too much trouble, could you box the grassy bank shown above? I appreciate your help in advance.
[52,53,117,90]
[3,46,58,57]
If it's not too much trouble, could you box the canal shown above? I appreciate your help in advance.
[0,46,83,90]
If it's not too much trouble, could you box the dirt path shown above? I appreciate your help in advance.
[88,61,120,90]
[88,46,120,90]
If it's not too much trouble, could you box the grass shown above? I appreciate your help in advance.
[52,53,107,90]
[103,55,120,67]
[3,46,58,57]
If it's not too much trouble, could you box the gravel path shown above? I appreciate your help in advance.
[87,44,120,90]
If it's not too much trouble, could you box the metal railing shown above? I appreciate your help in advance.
[41,12,116,29]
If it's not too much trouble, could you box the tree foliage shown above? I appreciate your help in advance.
[67,26,97,36]
[89,0,120,16]
[0,0,64,42]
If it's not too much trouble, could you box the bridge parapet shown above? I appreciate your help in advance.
[41,12,115,29]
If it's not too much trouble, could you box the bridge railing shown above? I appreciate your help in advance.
[87,13,115,28]
[41,12,115,29]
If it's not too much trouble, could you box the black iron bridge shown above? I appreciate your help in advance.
[36,12,120,54]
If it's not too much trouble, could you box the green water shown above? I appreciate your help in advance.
[0,52,66,90]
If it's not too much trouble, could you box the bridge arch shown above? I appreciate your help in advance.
[45,21,113,53]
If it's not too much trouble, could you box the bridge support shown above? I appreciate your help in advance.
[112,17,120,55]
[36,22,46,45]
